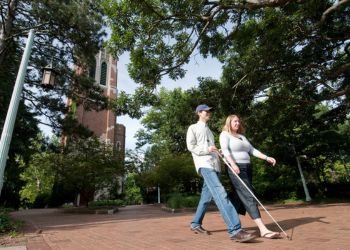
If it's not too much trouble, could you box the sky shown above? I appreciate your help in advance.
[117,52,223,150]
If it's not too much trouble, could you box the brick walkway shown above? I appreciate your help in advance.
[9,202,350,250]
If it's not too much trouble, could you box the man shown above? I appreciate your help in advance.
[186,104,257,243]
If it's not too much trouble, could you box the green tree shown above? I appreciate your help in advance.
[53,137,124,206]
[17,135,57,206]
[0,43,42,207]
[134,153,201,203]
[104,0,350,122]
[135,82,350,200]
[123,173,143,205]
[1,0,107,207]
[124,147,160,174]
[1,0,107,130]
[134,79,233,153]
[136,87,197,152]
[153,154,199,195]
[18,137,124,207]
[103,0,350,200]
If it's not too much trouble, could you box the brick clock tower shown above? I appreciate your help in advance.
[66,49,126,204]
[69,49,125,151]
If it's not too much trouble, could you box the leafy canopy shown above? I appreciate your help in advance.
[104,0,350,122]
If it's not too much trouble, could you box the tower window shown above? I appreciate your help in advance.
[89,59,96,79]
[100,62,107,86]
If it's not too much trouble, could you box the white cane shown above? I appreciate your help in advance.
[219,154,291,240]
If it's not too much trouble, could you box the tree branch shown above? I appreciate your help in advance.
[140,0,165,19]
[22,93,61,129]
[321,87,349,101]
[320,0,350,24]
[160,6,223,77]
[345,43,350,57]
[234,0,304,10]
[326,63,350,80]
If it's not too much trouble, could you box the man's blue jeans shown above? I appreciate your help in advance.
[191,167,241,236]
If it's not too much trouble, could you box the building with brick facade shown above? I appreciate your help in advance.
[65,49,126,204]
[71,50,125,152]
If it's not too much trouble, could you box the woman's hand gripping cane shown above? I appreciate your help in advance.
[217,149,240,174]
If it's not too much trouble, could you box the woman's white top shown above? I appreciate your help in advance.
[219,131,261,164]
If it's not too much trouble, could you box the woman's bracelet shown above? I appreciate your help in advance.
[265,156,268,161]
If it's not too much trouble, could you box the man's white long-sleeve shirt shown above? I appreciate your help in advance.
[186,121,220,173]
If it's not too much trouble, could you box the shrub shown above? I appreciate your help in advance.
[0,208,22,234]
[166,193,183,209]
[182,196,200,207]
[123,173,143,205]
[61,203,74,208]
[166,193,200,209]
[88,199,124,208]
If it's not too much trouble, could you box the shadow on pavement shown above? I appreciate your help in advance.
[210,216,328,236]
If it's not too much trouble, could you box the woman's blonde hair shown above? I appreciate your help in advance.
[222,114,245,134]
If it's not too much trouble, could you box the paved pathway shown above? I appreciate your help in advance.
[7,202,350,250]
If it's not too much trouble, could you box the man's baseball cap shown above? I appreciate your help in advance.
[195,104,213,113]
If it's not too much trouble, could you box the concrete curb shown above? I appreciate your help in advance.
[60,206,119,214]
[161,205,218,213]
[0,246,27,250]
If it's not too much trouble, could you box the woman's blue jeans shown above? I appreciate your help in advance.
[191,167,241,236]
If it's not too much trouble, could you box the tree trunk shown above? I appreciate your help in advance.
[0,0,18,65]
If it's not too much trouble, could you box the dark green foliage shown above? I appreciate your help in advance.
[53,138,125,205]
[130,84,350,201]
[0,0,108,207]
[123,173,143,205]
[19,137,124,208]
[105,1,350,122]
[166,193,201,209]
[0,43,41,208]
[1,0,107,133]
[105,0,350,202]
[151,154,200,195]
[0,208,22,234]
[88,199,124,208]
[124,150,202,203]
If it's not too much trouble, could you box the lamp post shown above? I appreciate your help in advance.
[291,145,312,202]
[0,29,35,196]
[295,155,312,201]
[0,29,57,196]
[157,184,160,204]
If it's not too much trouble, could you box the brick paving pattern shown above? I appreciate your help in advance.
[10,202,350,250]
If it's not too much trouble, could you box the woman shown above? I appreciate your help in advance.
[219,114,281,239]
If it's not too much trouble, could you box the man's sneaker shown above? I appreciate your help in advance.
[191,225,210,235]
[230,229,257,243]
